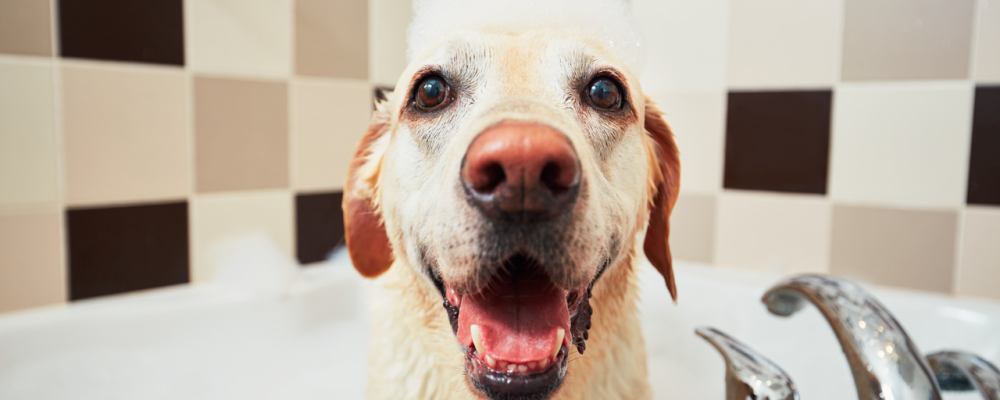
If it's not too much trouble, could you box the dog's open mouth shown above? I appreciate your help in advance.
[434,254,596,399]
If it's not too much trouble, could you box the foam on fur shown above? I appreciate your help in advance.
[408,0,646,76]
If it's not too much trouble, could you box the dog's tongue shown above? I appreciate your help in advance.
[456,272,570,363]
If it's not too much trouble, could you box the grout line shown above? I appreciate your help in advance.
[952,207,967,296]
[968,0,984,82]
[49,0,70,304]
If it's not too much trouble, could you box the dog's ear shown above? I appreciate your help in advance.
[342,95,394,278]
[642,96,681,302]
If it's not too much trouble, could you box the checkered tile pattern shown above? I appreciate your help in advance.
[0,0,997,313]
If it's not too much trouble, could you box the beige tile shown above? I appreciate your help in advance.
[0,0,53,57]
[190,190,294,282]
[668,193,716,263]
[63,63,189,207]
[716,191,831,274]
[831,204,957,293]
[0,212,65,313]
[370,0,411,86]
[974,0,1000,83]
[842,0,976,81]
[0,60,58,207]
[633,0,729,91]
[651,90,725,194]
[292,78,370,191]
[186,0,292,78]
[296,0,368,79]
[728,0,843,88]
[829,82,974,209]
[194,76,289,193]
[958,207,1000,300]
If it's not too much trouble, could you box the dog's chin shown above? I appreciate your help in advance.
[431,254,598,400]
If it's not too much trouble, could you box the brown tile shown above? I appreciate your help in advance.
[0,0,53,57]
[195,76,289,193]
[831,205,958,293]
[841,0,975,81]
[967,86,1000,206]
[0,212,65,313]
[0,60,58,207]
[58,0,184,65]
[67,202,189,300]
[724,90,832,194]
[292,78,371,191]
[295,0,368,79]
[296,191,344,264]
[958,207,1000,300]
[63,63,188,206]
[668,193,716,263]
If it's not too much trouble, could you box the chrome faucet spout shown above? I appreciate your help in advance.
[695,326,799,400]
[762,275,942,400]
[927,350,1000,400]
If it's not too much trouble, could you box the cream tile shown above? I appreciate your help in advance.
[727,0,843,88]
[292,78,371,191]
[0,212,65,313]
[650,90,726,194]
[958,207,1000,300]
[829,82,974,208]
[633,0,730,92]
[194,76,289,193]
[668,193,717,263]
[62,62,189,207]
[974,0,1000,83]
[370,0,411,87]
[0,60,58,207]
[186,0,293,78]
[296,0,368,79]
[715,191,831,274]
[830,204,957,293]
[190,190,294,283]
[842,0,976,81]
[0,0,53,57]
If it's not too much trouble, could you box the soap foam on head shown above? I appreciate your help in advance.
[407,0,646,76]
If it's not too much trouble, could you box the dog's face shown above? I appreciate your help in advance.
[344,29,679,400]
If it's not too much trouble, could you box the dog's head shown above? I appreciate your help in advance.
[342,24,679,400]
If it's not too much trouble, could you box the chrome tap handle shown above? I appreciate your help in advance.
[695,326,800,400]
[927,351,1000,400]
[762,275,942,400]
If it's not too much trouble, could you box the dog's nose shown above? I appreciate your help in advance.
[461,121,581,223]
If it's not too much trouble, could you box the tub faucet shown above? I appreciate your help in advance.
[695,326,799,400]
[927,350,1000,400]
[762,275,942,400]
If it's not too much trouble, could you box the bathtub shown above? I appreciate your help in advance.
[1,248,997,399]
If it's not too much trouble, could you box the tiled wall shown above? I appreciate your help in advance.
[0,0,998,314]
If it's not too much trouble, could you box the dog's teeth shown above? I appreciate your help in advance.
[553,328,565,358]
[528,362,537,369]
[507,364,516,373]
[540,358,549,368]
[518,365,527,373]
[485,355,496,367]
[498,361,507,369]
[470,325,484,355]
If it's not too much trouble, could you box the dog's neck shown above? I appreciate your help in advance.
[364,251,653,400]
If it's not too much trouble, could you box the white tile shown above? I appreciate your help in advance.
[190,190,294,283]
[668,193,716,263]
[0,59,57,207]
[370,0,411,87]
[649,90,725,194]
[727,0,843,89]
[633,0,730,92]
[829,82,974,208]
[716,191,831,274]
[957,206,1000,300]
[186,0,293,78]
[974,0,1000,83]
[292,78,371,191]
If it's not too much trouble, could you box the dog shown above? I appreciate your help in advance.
[341,4,680,399]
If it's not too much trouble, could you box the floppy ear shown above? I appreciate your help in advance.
[642,96,681,302]
[342,95,394,278]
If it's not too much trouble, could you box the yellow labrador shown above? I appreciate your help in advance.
[341,20,680,400]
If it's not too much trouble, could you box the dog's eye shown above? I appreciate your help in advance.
[415,76,450,111]
[587,78,622,110]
